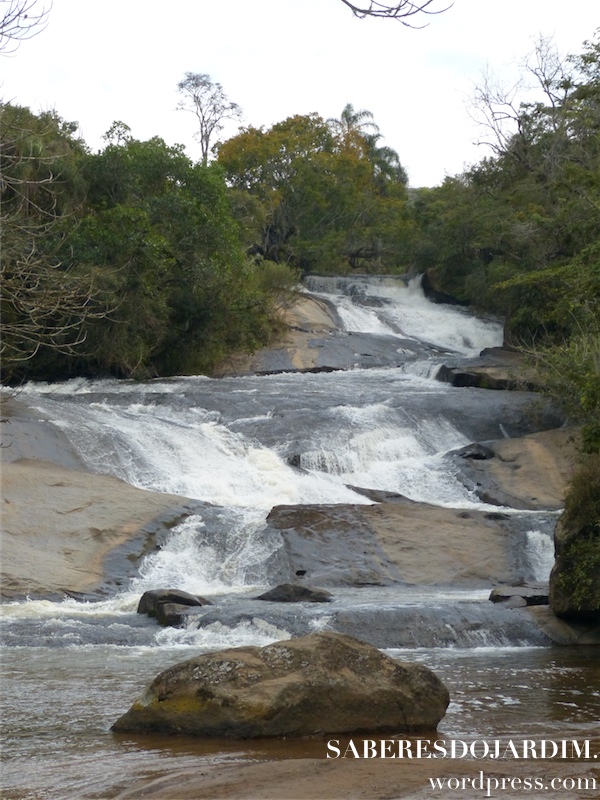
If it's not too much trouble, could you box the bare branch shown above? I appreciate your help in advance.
[1,106,111,376]
[469,67,527,157]
[177,72,242,166]
[339,0,451,26]
[0,0,51,54]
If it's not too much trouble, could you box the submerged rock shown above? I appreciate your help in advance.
[111,632,449,737]
[527,606,600,645]
[255,583,333,603]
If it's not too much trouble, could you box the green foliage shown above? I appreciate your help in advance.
[0,103,109,379]
[409,34,600,457]
[69,136,275,378]
[2,107,277,381]
[254,261,301,310]
[561,454,600,536]
[217,110,411,274]
[553,535,600,615]
[552,455,600,614]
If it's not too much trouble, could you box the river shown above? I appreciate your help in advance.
[1,276,599,799]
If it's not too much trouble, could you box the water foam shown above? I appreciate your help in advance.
[306,275,503,355]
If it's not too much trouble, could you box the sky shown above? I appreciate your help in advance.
[1,0,598,187]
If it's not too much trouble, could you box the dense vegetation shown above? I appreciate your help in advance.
[0,99,413,382]
[1,108,286,381]
[2,34,598,458]
[411,34,600,453]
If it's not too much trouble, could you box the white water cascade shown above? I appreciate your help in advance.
[2,277,596,800]
[304,274,504,355]
[2,277,556,644]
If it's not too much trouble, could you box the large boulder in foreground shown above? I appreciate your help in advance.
[112,632,449,738]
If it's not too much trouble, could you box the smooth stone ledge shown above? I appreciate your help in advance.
[1,458,203,597]
[527,606,600,645]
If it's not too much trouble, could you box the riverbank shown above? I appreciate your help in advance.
[110,753,600,799]
[214,293,340,375]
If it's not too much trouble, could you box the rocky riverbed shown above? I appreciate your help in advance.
[0,295,577,600]
[2,283,599,800]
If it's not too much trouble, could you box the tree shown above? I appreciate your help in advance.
[339,0,450,25]
[64,133,276,378]
[218,112,412,273]
[0,0,50,53]
[363,131,408,188]
[328,103,380,143]
[470,37,575,168]
[0,104,109,379]
[102,120,132,146]
[176,72,242,166]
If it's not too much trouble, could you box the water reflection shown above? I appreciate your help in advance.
[1,645,599,800]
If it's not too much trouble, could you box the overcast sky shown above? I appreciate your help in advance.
[2,0,597,186]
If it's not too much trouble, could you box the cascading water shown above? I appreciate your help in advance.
[304,274,504,356]
[2,276,597,800]
[0,278,556,637]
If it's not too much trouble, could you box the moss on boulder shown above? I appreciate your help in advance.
[112,632,449,737]
[549,455,600,623]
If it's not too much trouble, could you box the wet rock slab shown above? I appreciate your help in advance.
[452,428,577,511]
[0,459,205,598]
[489,585,549,606]
[263,499,554,589]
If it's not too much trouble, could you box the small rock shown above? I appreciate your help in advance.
[154,602,207,627]
[489,586,549,606]
[454,443,495,460]
[503,596,528,608]
[255,583,333,603]
[137,588,211,618]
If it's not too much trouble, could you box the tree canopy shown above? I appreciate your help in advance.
[218,108,411,273]
[0,107,282,382]
[410,33,600,450]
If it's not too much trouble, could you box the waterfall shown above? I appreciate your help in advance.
[4,276,551,650]
[304,274,504,355]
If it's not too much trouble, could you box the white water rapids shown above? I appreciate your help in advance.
[3,276,598,800]
[2,278,551,631]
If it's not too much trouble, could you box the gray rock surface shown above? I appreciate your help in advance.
[453,428,577,510]
[264,500,551,588]
[1,458,202,597]
[255,584,333,603]
[489,585,549,606]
